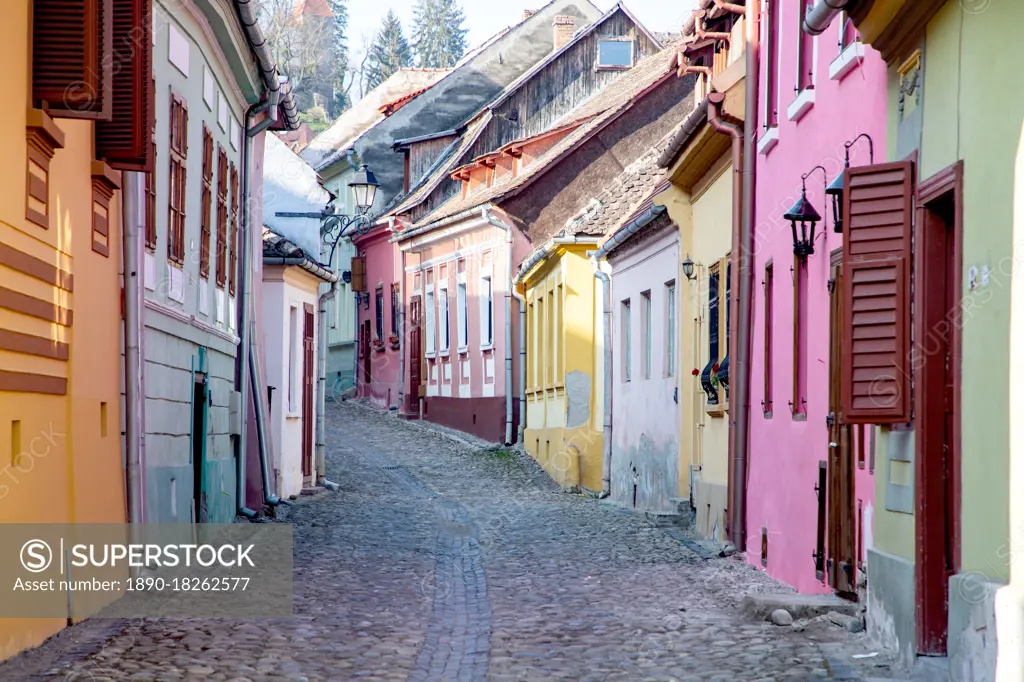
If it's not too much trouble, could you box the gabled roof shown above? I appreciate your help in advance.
[301,69,451,170]
[387,39,680,223]
[262,133,330,261]
[563,147,669,237]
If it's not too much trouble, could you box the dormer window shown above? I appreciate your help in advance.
[598,39,634,69]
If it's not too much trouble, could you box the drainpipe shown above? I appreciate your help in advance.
[803,0,849,36]
[591,259,612,497]
[249,346,279,505]
[481,208,515,446]
[316,281,337,484]
[122,171,146,528]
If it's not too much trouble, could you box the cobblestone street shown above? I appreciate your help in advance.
[2,401,908,682]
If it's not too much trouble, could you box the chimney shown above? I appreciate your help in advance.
[522,9,535,20]
[553,15,575,51]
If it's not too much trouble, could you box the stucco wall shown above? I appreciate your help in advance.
[262,266,320,499]
[608,222,680,513]
[354,228,401,408]
[746,2,886,593]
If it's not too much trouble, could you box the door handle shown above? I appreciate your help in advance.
[829,442,839,448]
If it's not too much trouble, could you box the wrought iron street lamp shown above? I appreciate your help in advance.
[275,164,380,264]
[785,165,826,262]
[826,133,874,233]
[682,255,696,281]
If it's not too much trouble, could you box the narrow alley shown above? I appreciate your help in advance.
[3,402,905,682]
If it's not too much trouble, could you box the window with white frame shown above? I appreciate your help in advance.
[641,290,652,380]
[457,281,468,350]
[440,284,450,352]
[666,282,676,377]
[598,39,634,68]
[425,287,436,354]
[622,299,631,382]
[288,306,298,412]
[480,275,493,347]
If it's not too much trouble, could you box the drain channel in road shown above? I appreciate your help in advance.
[346,434,492,682]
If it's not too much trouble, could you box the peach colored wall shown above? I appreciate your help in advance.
[746,3,886,593]
[0,0,126,659]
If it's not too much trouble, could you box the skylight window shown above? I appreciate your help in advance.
[598,39,634,68]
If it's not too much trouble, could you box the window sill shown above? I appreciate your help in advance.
[830,41,864,81]
[791,411,807,422]
[706,402,726,418]
[757,127,779,156]
[285,412,300,421]
[458,346,469,355]
[425,351,436,360]
[439,350,450,358]
[480,344,494,352]
[595,64,631,72]
[787,88,815,123]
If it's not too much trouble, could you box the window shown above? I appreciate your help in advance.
[375,286,384,340]
[537,296,545,382]
[32,0,111,120]
[145,137,157,250]
[763,261,774,414]
[622,299,631,382]
[763,0,780,128]
[708,265,720,369]
[215,146,228,288]
[457,281,468,349]
[167,94,188,265]
[666,282,676,378]
[725,260,732,356]
[547,289,556,383]
[795,0,815,93]
[228,163,239,295]
[792,257,808,416]
[391,283,400,337]
[480,275,493,346]
[199,127,213,279]
[641,290,652,380]
[555,284,564,378]
[839,11,859,51]
[425,287,436,354]
[440,285,450,351]
[288,306,298,412]
[598,39,634,68]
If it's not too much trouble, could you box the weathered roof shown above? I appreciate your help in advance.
[563,148,669,236]
[262,133,330,261]
[301,69,451,170]
[397,43,682,232]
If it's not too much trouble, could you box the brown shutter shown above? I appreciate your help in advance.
[841,161,914,424]
[33,0,113,120]
[96,0,154,171]
[351,256,365,292]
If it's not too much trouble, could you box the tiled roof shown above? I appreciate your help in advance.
[400,43,682,232]
[263,229,306,259]
[563,148,669,236]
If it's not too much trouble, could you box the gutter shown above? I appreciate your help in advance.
[658,98,711,168]
[233,0,299,131]
[803,0,849,35]
[392,206,484,244]
[262,256,340,283]
[511,234,600,446]
[480,208,517,446]
[589,205,667,498]
[393,127,463,150]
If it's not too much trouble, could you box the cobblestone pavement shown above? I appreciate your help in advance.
[1,400,909,682]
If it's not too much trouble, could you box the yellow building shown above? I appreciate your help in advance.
[517,238,605,492]
[0,0,145,659]
[657,5,746,543]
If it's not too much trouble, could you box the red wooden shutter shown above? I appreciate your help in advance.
[96,0,154,171]
[841,161,914,424]
[33,0,113,120]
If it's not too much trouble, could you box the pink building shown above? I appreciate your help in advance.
[353,226,404,410]
[747,3,886,596]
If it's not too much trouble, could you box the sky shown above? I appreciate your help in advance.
[346,0,700,59]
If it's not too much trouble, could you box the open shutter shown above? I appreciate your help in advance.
[96,0,154,171]
[33,0,113,119]
[841,161,914,424]
[351,256,365,292]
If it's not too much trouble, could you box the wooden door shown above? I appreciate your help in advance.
[192,375,208,523]
[301,304,315,479]
[826,254,856,596]
[408,296,422,415]
[915,164,962,655]
[360,320,372,385]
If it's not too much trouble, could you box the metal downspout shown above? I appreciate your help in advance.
[803,0,848,36]
[249,346,279,504]
[591,258,612,497]
[123,171,146,528]
[316,282,337,485]
[481,208,515,446]
[395,218,406,413]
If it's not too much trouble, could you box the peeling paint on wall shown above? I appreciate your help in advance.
[565,370,591,429]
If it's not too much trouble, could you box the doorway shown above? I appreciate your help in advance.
[302,303,315,481]
[361,320,372,387]
[191,374,208,523]
[826,249,857,597]
[408,295,422,416]
[914,162,963,655]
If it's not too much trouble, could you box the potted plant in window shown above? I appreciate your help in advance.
[372,337,385,352]
[388,333,401,350]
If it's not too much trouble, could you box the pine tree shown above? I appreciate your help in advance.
[328,0,350,116]
[412,0,468,69]
[366,10,413,90]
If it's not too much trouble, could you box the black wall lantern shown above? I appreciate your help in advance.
[682,255,696,281]
[826,133,874,233]
[785,165,826,262]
